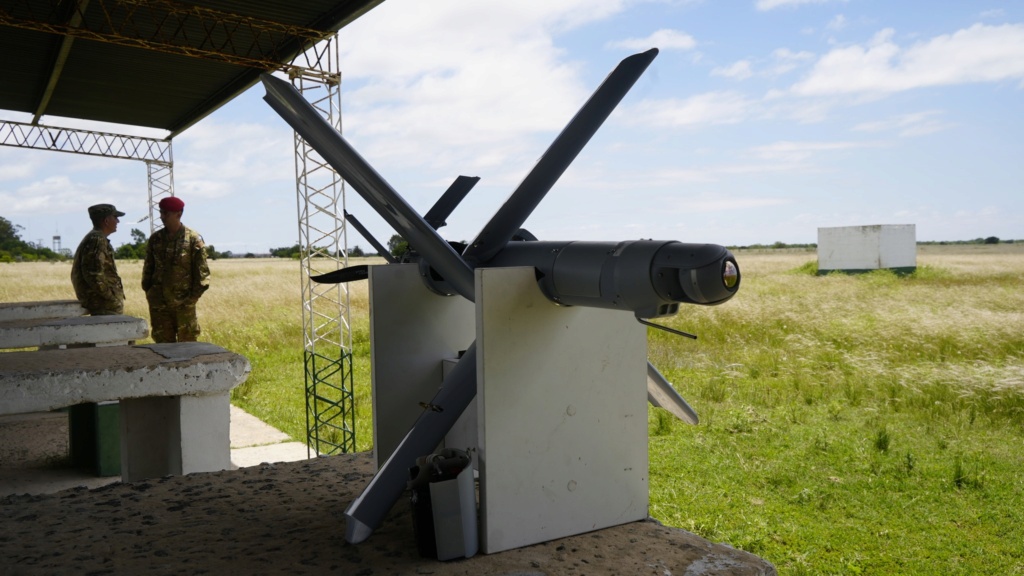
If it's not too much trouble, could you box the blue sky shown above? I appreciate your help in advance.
[2,0,1022,255]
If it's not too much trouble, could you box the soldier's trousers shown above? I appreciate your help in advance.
[148,302,200,343]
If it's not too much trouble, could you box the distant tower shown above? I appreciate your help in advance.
[53,235,61,252]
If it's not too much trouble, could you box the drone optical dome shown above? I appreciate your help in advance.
[723,260,739,289]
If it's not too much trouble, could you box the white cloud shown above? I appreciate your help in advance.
[686,196,791,212]
[712,60,754,80]
[338,0,630,81]
[766,48,816,77]
[625,91,756,127]
[717,48,816,82]
[750,140,876,162]
[0,172,141,218]
[606,29,698,51]
[331,0,641,175]
[826,14,846,31]
[755,0,841,11]
[852,110,953,137]
[175,120,293,196]
[0,150,41,181]
[791,23,1024,96]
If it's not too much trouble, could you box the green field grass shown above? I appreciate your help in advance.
[2,244,1022,574]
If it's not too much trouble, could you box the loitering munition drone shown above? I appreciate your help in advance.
[261,47,740,545]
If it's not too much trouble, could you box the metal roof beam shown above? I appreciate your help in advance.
[0,0,335,71]
[32,0,90,124]
[0,120,171,163]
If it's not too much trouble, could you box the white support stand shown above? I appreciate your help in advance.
[119,393,231,482]
[370,265,649,555]
[476,267,648,553]
[369,264,475,468]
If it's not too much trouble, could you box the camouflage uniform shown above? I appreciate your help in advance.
[71,228,125,315]
[142,225,210,342]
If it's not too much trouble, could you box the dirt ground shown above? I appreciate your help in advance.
[0,452,776,575]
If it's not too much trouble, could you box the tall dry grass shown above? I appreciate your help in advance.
[4,246,1022,435]
[650,244,1024,426]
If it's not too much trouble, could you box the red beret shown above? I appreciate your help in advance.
[159,196,185,212]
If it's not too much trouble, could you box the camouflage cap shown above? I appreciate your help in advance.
[88,204,126,220]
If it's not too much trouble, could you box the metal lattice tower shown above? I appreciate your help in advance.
[146,155,174,236]
[290,36,355,456]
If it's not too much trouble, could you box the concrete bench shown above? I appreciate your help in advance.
[0,314,149,349]
[0,300,86,323]
[0,301,151,475]
[0,342,251,482]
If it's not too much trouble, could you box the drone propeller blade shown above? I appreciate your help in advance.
[646,361,699,425]
[344,211,397,263]
[310,265,369,284]
[424,175,480,230]
[462,48,658,266]
[261,74,475,301]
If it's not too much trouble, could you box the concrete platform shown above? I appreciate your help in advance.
[0,452,778,575]
[0,405,309,496]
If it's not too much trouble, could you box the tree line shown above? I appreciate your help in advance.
[0,216,233,262]
[1,215,1016,264]
[0,216,64,262]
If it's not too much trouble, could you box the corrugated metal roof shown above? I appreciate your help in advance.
[0,0,383,137]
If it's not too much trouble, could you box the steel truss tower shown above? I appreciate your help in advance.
[145,156,174,235]
[289,37,355,456]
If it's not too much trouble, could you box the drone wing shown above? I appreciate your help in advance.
[462,48,658,266]
[261,74,476,301]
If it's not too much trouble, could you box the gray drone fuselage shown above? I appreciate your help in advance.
[419,240,738,319]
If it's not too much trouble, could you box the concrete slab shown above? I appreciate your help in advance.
[0,314,149,349]
[228,404,310,467]
[0,300,85,322]
[1,343,251,414]
[229,403,290,448]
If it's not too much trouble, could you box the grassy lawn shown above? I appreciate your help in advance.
[648,245,1024,574]
[2,244,1022,574]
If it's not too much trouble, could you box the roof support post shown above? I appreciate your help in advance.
[288,34,355,456]
[146,149,174,237]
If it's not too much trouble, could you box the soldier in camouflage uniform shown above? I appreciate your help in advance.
[71,204,126,315]
[142,196,210,343]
